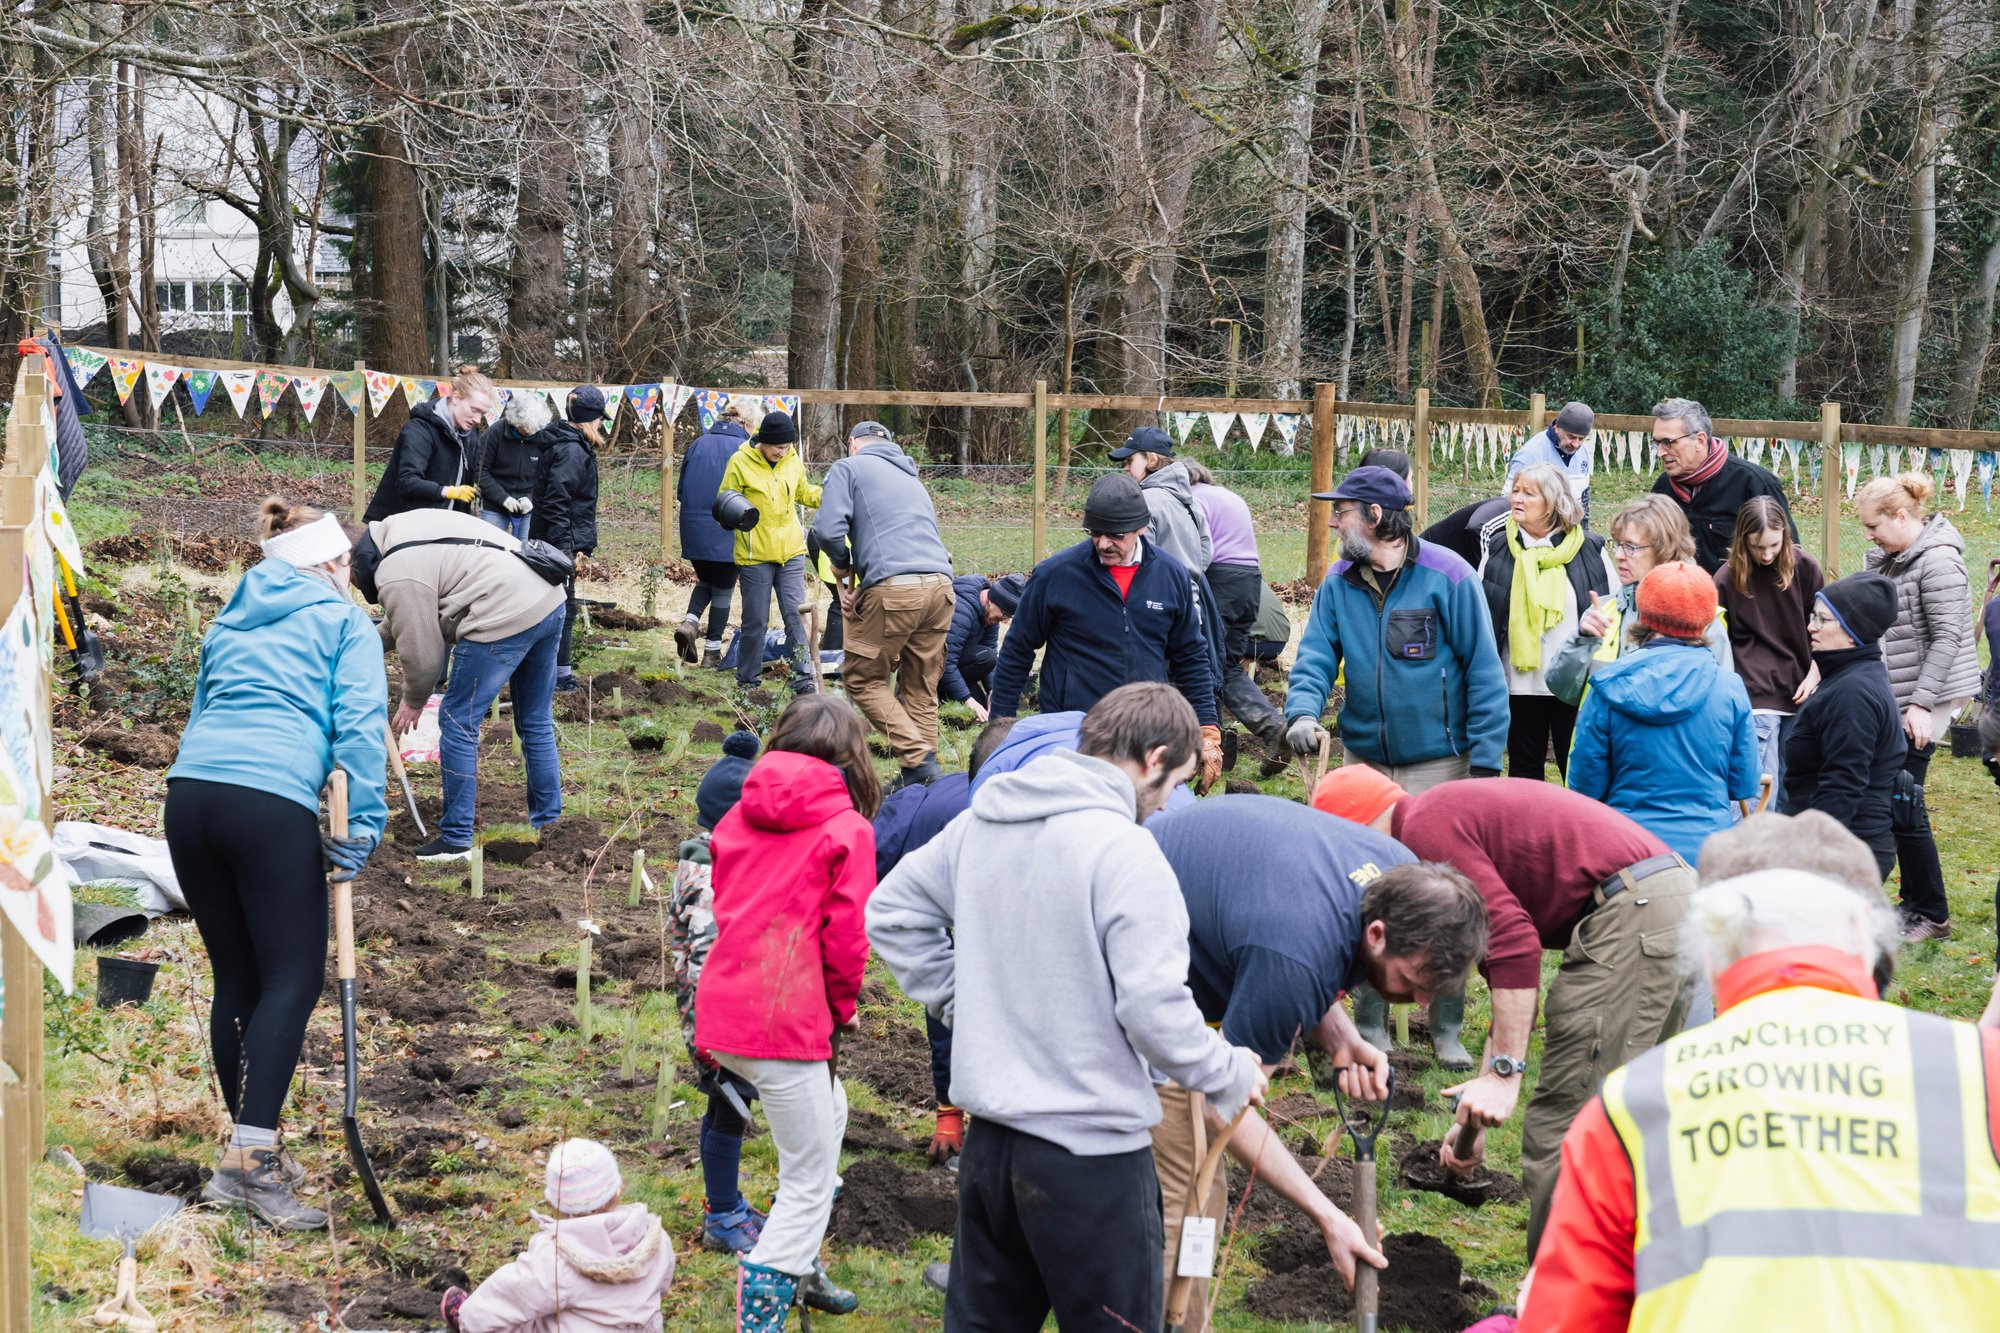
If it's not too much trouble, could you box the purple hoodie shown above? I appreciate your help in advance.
[459,1202,675,1332]
[1193,482,1259,567]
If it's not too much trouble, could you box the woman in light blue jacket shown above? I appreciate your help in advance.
[164,496,387,1232]
[1568,561,1759,864]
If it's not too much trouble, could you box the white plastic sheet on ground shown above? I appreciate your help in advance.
[53,821,184,916]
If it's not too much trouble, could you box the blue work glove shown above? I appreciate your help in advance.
[322,833,379,883]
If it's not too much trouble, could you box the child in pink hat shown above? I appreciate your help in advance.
[442,1139,675,1332]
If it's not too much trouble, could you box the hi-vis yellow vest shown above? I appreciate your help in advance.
[1600,986,2000,1328]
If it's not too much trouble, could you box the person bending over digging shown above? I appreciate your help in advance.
[355,507,568,861]
[164,496,387,1230]
[867,683,1267,1332]
[694,695,880,1330]
[1314,766,1701,1261]
[439,1139,674,1332]
[1145,796,1488,1330]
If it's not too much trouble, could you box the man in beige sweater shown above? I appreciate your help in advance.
[360,509,568,859]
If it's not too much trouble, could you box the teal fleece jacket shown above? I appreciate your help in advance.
[168,558,389,839]
[1284,538,1509,772]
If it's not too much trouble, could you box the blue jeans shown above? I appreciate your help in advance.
[481,509,530,539]
[1750,712,1797,813]
[439,603,566,845]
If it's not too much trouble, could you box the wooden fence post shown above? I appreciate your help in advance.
[1308,383,1337,581]
[1412,386,1432,529]
[660,405,674,564]
[1528,392,1546,434]
[350,358,367,523]
[1820,402,1842,576]
[1032,380,1047,565]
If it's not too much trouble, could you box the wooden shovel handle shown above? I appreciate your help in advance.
[1165,1100,1249,1327]
[329,769,354,982]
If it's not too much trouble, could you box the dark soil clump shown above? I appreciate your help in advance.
[826,1157,956,1248]
[646,678,693,706]
[121,1152,208,1201]
[842,1014,937,1106]
[843,1109,923,1157]
[592,607,659,630]
[84,723,178,768]
[627,730,666,751]
[1244,1230,1476,1330]
[690,720,726,744]
[1397,1138,1528,1207]
[482,837,539,865]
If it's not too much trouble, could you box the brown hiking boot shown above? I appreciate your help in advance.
[674,616,700,664]
[699,647,723,671]
[203,1145,329,1230]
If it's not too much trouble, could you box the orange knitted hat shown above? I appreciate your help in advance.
[1311,764,1408,826]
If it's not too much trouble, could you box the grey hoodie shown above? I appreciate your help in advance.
[810,440,952,588]
[1141,460,1212,571]
[867,748,1261,1154]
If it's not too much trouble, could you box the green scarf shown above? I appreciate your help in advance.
[1505,518,1585,673]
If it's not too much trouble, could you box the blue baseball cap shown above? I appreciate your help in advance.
[1314,465,1411,511]
[1109,426,1175,461]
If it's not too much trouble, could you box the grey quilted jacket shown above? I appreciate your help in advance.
[1864,513,1982,711]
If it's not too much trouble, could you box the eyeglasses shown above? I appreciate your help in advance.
[1651,431,1700,451]
[1608,540,1653,557]
[1330,503,1363,520]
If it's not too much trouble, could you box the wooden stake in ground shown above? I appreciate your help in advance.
[1166,1098,1248,1332]
[1295,731,1332,798]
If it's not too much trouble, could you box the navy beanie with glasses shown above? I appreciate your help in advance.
[1816,572,1898,647]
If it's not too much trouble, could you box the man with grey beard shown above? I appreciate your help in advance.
[1284,465,1509,789]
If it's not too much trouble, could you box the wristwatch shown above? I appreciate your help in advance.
[1488,1054,1526,1078]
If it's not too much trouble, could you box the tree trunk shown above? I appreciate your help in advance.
[837,138,885,434]
[500,91,574,379]
[605,50,659,381]
[1945,230,2000,428]
[1889,9,1946,426]
[1261,0,1333,397]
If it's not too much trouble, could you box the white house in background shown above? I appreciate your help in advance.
[41,81,343,338]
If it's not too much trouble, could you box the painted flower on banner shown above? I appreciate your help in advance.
[63,348,107,389]
[625,383,661,428]
[144,363,184,412]
[185,370,219,415]
[254,369,289,418]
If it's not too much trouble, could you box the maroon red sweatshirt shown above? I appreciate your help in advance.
[1389,779,1669,989]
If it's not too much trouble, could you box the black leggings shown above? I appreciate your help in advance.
[1893,742,1949,924]
[1508,693,1578,780]
[164,779,327,1131]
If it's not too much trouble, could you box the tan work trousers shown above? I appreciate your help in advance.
[1341,750,1470,793]
[842,576,955,769]
[1520,856,1698,1259]
[1151,1082,1229,1333]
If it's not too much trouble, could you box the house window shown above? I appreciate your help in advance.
[171,198,206,228]
[454,333,483,363]
[154,282,190,311]
[229,282,248,312]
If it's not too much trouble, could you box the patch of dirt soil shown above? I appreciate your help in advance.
[1245,1229,1477,1330]
[645,677,693,706]
[591,607,660,630]
[89,532,261,573]
[482,837,539,865]
[841,1014,937,1107]
[690,720,726,744]
[628,730,666,751]
[1396,1138,1528,1208]
[121,1152,209,1202]
[82,722,178,768]
[826,1157,957,1248]
[842,1109,923,1157]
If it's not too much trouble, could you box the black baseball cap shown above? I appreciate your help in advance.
[1108,426,1175,461]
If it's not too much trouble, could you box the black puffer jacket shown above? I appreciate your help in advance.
[1779,643,1903,868]
[529,422,600,555]
[477,393,550,511]
[363,400,476,521]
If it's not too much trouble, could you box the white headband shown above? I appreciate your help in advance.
[261,512,351,568]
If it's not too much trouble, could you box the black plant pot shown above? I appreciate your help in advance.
[96,955,158,1008]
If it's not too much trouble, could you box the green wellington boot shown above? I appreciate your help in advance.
[1428,992,1475,1070]
[1351,982,1390,1051]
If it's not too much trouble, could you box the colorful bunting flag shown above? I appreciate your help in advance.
[594,386,622,428]
[363,370,397,416]
[666,384,693,426]
[1843,443,1863,498]
[292,374,330,422]
[1979,452,1995,510]
[1170,412,1199,443]
[1239,412,1270,453]
[219,369,257,417]
[144,363,183,412]
[254,369,289,418]
[321,371,358,417]
[400,377,430,410]
[767,394,800,421]
[63,347,107,389]
[1272,414,1301,456]
[184,369,218,415]
[1952,450,1974,510]
[625,383,661,428]
[105,356,142,405]
[1783,438,1803,490]
[695,389,732,430]
[1204,412,1235,447]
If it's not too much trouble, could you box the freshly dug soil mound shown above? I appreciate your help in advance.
[1397,1137,1528,1207]
[690,720,726,744]
[826,1157,956,1247]
[842,1109,923,1157]
[627,730,666,751]
[1245,1229,1476,1330]
[591,607,659,630]
[84,723,178,768]
[841,1015,937,1107]
[122,1152,208,1201]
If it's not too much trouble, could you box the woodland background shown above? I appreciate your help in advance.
[3,0,1999,459]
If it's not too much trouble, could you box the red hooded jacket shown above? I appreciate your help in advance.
[693,750,877,1063]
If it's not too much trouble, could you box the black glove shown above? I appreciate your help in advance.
[1469,766,1501,778]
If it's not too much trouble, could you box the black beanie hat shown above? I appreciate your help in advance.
[695,731,760,829]
[1817,572,1899,647]
[752,411,798,446]
[1082,473,1151,534]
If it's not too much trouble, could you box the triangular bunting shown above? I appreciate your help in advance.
[1240,413,1270,452]
[594,386,622,427]
[1204,411,1235,447]
[220,369,257,417]
[400,377,430,410]
[1843,443,1863,498]
[1272,414,1301,456]
[667,384,693,425]
[625,383,661,428]
[767,394,800,421]
[105,356,143,405]
[292,374,329,422]
[696,389,732,430]
[1979,452,1996,510]
[63,347,106,389]
[254,369,289,418]
[1170,411,1200,443]
[1952,450,1974,510]
[144,363,183,412]
[327,370,365,415]
[185,369,218,415]
[363,370,398,416]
